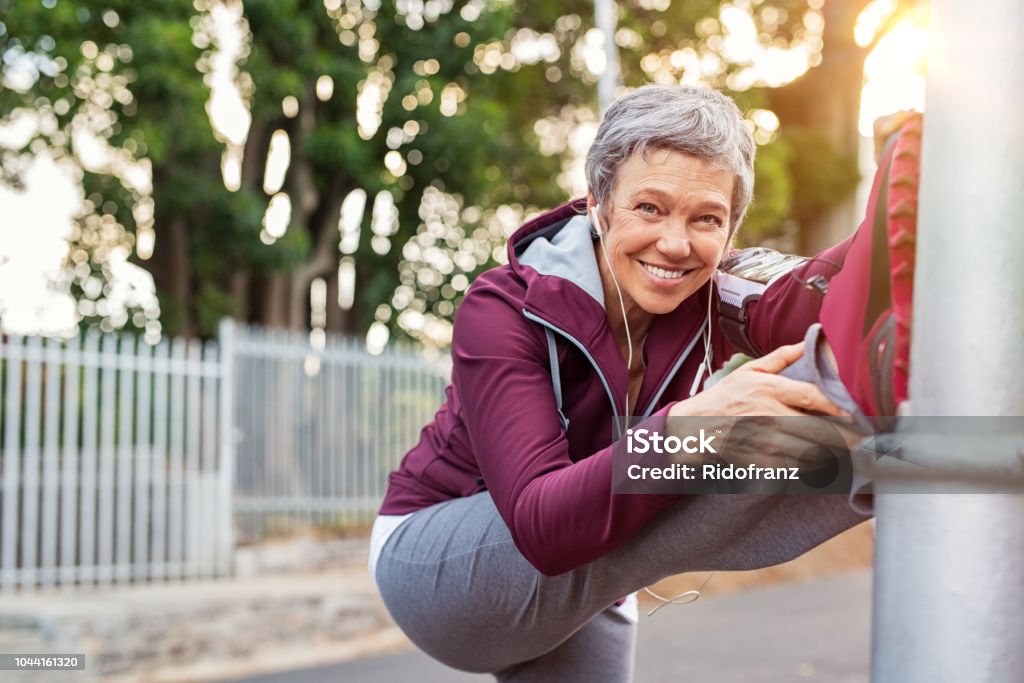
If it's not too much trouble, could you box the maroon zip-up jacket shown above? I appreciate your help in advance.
[379,198,853,576]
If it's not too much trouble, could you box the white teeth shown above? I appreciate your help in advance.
[642,262,686,279]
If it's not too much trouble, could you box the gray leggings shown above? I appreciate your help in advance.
[376,493,867,681]
[375,324,868,681]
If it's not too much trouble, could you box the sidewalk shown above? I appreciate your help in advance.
[0,540,401,683]
[0,525,872,682]
[230,570,872,682]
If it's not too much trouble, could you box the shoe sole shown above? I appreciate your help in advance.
[886,114,922,410]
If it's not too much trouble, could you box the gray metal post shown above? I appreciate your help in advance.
[593,0,621,113]
[871,0,1024,681]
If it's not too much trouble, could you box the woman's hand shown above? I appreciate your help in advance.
[669,342,847,419]
[665,343,856,481]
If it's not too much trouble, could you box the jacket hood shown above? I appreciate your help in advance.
[516,211,605,306]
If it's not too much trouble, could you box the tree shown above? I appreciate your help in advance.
[769,0,914,254]
[766,0,870,254]
[1,0,874,344]
[2,0,572,341]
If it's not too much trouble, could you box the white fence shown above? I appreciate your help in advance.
[0,332,227,591]
[230,323,450,541]
[0,321,450,591]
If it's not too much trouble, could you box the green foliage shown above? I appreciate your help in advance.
[195,281,240,337]
[738,135,793,246]
[780,127,861,229]
[1,0,864,347]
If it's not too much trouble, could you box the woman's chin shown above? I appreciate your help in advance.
[636,293,695,316]
[633,280,708,315]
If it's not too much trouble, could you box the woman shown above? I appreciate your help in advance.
[370,84,916,681]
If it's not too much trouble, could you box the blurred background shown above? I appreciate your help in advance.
[0,1,927,680]
[0,0,928,346]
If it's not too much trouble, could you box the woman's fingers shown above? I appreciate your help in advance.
[731,344,847,417]
[675,341,849,419]
[762,375,848,417]
[765,413,851,448]
[743,342,805,375]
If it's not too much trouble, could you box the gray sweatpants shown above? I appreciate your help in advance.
[374,324,869,681]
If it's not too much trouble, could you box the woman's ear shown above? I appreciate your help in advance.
[718,232,736,268]
[586,191,603,236]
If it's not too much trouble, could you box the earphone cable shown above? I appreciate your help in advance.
[592,205,633,418]
[591,204,717,615]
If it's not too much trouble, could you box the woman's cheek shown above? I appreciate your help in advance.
[702,233,729,265]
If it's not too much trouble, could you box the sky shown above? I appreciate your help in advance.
[0,0,929,339]
[0,152,80,334]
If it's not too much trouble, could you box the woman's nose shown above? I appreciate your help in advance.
[656,226,692,259]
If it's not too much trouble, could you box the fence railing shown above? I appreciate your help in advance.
[230,323,450,541]
[0,321,450,591]
[0,332,227,591]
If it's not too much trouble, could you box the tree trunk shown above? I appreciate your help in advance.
[261,273,289,329]
[770,0,872,255]
[229,270,250,323]
[324,268,344,334]
[148,215,194,337]
[241,120,270,191]
[324,269,361,337]
[283,85,327,331]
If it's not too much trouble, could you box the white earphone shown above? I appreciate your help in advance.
[589,204,605,235]
[589,201,714,401]
[689,279,715,397]
[590,203,634,412]
[591,199,716,612]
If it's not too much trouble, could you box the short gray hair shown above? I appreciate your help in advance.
[584,84,756,233]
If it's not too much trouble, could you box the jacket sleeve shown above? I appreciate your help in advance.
[737,237,855,354]
[451,281,681,576]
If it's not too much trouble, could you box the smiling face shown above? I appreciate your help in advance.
[591,148,734,323]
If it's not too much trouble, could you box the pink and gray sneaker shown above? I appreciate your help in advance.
[819,113,922,419]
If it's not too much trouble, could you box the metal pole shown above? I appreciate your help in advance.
[871,0,1024,681]
[593,0,621,113]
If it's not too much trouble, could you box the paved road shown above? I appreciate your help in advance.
[231,571,871,683]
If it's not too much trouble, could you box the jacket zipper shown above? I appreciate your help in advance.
[639,321,706,419]
[522,308,705,436]
[522,309,624,438]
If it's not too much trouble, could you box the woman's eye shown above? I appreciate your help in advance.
[697,214,724,228]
